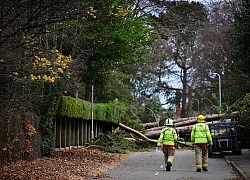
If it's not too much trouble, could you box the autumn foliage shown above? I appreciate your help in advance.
[20,118,37,157]
[0,148,126,180]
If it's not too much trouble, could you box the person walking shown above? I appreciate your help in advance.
[191,115,213,172]
[157,118,177,171]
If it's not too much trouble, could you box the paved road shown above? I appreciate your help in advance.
[225,149,250,180]
[96,150,238,180]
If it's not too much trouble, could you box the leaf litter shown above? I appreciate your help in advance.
[0,147,127,180]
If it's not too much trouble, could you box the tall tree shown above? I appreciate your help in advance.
[148,1,208,117]
[191,0,236,112]
[230,0,250,101]
[78,1,153,102]
[0,0,95,159]
[135,0,239,115]
[232,0,250,74]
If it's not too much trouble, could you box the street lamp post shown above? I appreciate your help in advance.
[213,73,221,113]
[91,85,94,142]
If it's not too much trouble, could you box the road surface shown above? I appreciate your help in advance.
[96,150,238,180]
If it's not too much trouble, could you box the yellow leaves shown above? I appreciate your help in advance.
[53,54,72,69]
[52,49,59,53]
[13,72,18,76]
[58,68,63,73]
[86,6,128,19]
[33,56,52,69]
[87,6,97,19]
[28,125,37,136]
[42,74,48,80]
[113,6,128,17]
[89,6,97,13]
[42,75,55,83]
[30,74,42,81]
[29,49,72,83]
[30,74,37,80]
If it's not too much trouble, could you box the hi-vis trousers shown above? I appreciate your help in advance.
[162,146,175,166]
[194,145,209,169]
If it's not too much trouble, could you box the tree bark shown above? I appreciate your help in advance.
[142,122,159,129]
[144,112,240,139]
[118,123,157,145]
[85,82,92,102]
[119,112,241,141]
[174,113,224,127]
[181,68,188,118]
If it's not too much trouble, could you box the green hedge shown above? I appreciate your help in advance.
[57,96,120,123]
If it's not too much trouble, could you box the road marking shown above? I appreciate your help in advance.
[155,165,164,176]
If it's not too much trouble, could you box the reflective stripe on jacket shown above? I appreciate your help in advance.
[191,123,213,145]
[157,126,177,146]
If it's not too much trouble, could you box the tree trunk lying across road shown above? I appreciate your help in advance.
[144,114,223,139]
[145,112,241,139]
[142,114,225,130]
[118,123,157,144]
[118,123,194,146]
[119,112,241,142]
[175,113,224,127]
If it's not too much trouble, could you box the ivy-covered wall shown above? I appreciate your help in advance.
[57,96,121,123]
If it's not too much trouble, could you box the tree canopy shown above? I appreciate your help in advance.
[1,0,250,162]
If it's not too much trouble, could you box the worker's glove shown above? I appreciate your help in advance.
[155,146,161,152]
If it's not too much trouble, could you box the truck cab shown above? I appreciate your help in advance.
[208,119,242,157]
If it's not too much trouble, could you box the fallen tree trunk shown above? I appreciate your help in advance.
[145,112,241,139]
[118,123,193,147]
[144,114,225,133]
[120,112,241,141]
[174,117,197,123]
[145,130,162,139]
[118,123,157,145]
[145,126,163,132]
[142,122,159,129]
[174,114,223,127]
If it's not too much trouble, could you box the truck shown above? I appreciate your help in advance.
[208,119,243,157]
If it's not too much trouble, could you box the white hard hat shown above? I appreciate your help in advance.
[165,118,174,126]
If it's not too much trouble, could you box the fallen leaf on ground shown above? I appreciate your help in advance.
[0,147,127,180]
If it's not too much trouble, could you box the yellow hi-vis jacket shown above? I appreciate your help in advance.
[157,126,177,146]
[191,123,213,145]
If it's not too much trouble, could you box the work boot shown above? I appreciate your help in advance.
[202,167,208,171]
[196,169,201,172]
[166,162,172,171]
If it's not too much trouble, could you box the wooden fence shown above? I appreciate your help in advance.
[54,117,113,149]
